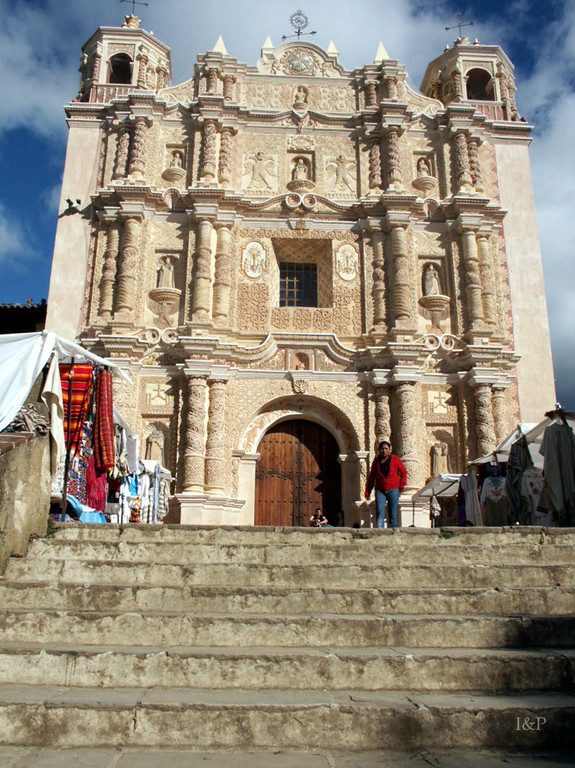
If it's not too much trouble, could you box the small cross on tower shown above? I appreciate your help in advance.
[120,0,149,16]
[445,9,474,40]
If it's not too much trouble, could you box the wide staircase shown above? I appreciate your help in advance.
[0,524,573,755]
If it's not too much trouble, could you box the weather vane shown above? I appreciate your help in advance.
[120,0,148,15]
[282,10,317,42]
[445,9,474,38]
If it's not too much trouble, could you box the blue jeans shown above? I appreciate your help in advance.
[375,488,400,529]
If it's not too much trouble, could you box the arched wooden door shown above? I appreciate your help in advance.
[255,419,342,526]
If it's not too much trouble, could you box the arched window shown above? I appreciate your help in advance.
[108,53,133,84]
[466,68,495,101]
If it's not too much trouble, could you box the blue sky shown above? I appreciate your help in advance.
[0,0,573,406]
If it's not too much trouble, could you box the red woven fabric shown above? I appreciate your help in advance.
[86,453,108,512]
[59,363,94,453]
[94,369,115,473]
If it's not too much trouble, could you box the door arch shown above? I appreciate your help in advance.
[255,419,342,527]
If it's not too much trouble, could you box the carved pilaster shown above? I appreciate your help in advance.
[182,375,208,492]
[156,65,169,90]
[200,121,218,181]
[113,124,131,180]
[467,137,484,193]
[364,79,378,107]
[115,216,142,317]
[477,234,497,325]
[223,75,236,101]
[99,223,120,318]
[385,76,398,100]
[452,131,473,193]
[390,225,412,323]
[128,117,148,178]
[90,53,101,83]
[205,378,227,493]
[385,129,404,191]
[369,141,382,189]
[491,386,508,445]
[460,229,484,329]
[136,50,149,88]
[371,229,386,327]
[452,66,463,101]
[206,68,219,93]
[393,380,421,489]
[213,224,232,324]
[374,386,391,446]
[192,218,213,321]
[472,383,496,457]
[218,128,234,184]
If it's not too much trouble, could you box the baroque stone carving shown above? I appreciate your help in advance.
[99,224,119,317]
[205,379,227,492]
[325,155,356,193]
[242,241,266,279]
[473,383,496,457]
[243,152,278,192]
[336,244,358,282]
[182,375,208,492]
[128,117,148,178]
[281,48,318,76]
[369,142,382,190]
[200,121,218,180]
[113,124,131,180]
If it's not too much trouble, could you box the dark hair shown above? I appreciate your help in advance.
[378,441,391,450]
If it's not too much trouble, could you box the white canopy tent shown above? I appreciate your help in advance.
[412,473,463,502]
[472,424,538,466]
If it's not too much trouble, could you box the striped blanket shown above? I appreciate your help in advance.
[59,363,94,453]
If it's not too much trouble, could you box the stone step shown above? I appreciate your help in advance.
[0,686,572,750]
[0,644,572,692]
[26,537,575,566]
[1,610,573,649]
[4,558,573,589]
[1,581,573,616]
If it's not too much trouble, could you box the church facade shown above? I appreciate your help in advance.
[46,15,555,525]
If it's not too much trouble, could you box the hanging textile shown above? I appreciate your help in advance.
[506,436,533,524]
[460,473,483,526]
[60,363,94,453]
[480,476,511,526]
[86,452,108,512]
[539,422,575,527]
[93,369,115,472]
[521,467,547,526]
[67,420,93,505]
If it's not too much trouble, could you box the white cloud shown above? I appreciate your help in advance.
[0,202,33,266]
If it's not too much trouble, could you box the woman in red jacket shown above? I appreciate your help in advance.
[364,441,407,529]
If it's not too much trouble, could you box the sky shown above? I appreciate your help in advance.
[0,0,573,407]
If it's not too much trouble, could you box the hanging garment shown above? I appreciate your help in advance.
[505,436,533,524]
[93,369,115,473]
[460,473,483,526]
[521,466,547,526]
[539,421,575,527]
[480,476,511,526]
[60,363,94,453]
[41,352,66,474]
[67,421,93,505]
[86,452,108,512]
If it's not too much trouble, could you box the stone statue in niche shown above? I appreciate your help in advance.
[162,149,186,184]
[431,442,449,476]
[417,157,431,177]
[170,151,184,168]
[157,256,175,288]
[325,155,356,193]
[423,264,442,296]
[242,241,267,279]
[293,157,310,181]
[244,152,278,191]
[294,85,309,108]
[145,427,165,464]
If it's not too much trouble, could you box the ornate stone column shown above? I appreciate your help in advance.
[213,224,232,325]
[467,137,484,193]
[156,65,169,90]
[223,75,236,101]
[204,376,229,494]
[385,76,398,100]
[491,386,508,445]
[459,227,485,330]
[136,49,149,88]
[384,128,404,192]
[206,67,219,93]
[364,79,378,107]
[99,222,120,318]
[182,374,208,493]
[374,384,391,447]
[389,223,412,324]
[113,123,131,180]
[471,382,496,457]
[476,233,497,325]
[200,120,218,181]
[371,228,386,328]
[114,215,142,317]
[90,52,101,83]
[392,375,422,491]
[192,218,214,322]
[452,65,464,101]
[369,141,382,190]
[452,131,473,193]
[128,116,149,179]
[218,128,235,184]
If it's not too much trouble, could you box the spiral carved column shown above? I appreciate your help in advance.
[213,225,232,325]
[393,381,421,490]
[385,76,398,99]
[385,129,404,190]
[223,75,236,101]
[452,132,473,193]
[182,375,208,493]
[136,51,148,88]
[113,124,131,180]
[90,53,101,83]
[206,68,219,93]
[374,386,391,447]
[99,223,120,318]
[115,216,142,316]
[477,234,497,325]
[369,141,382,189]
[461,229,485,329]
[491,386,508,445]
[371,229,386,327]
[200,121,218,181]
[218,128,234,184]
[192,219,213,322]
[204,379,228,493]
[364,79,378,107]
[128,117,148,179]
[472,383,496,457]
[156,65,169,90]
[453,66,464,101]
[390,225,412,323]
[467,138,484,193]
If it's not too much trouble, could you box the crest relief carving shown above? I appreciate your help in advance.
[242,241,267,279]
[242,152,279,193]
[336,244,358,282]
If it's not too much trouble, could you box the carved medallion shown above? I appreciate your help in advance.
[242,241,267,279]
[282,48,317,76]
[336,244,358,282]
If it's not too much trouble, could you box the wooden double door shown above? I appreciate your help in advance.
[255,419,342,526]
